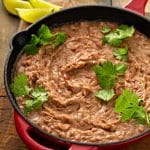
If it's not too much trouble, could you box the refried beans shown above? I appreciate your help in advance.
[15,21,150,143]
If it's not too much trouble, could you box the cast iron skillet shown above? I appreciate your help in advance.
[4,0,150,150]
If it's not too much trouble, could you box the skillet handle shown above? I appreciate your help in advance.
[124,0,148,15]
[14,111,53,150]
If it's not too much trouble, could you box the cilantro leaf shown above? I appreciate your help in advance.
[23,24,67,55]
[101,26,111,34]
[115,89,139,112]
[10,73,31,97]
[30,34,41,45]
[95,89,115,101]
[93,61,126,89]
[23,43,37,55]
[38,24,53,45]
[24,100,34,114]
[102,25,135,47]
[23,35,40,55]
[115,64,127,75]
[102,32,123,47]
[116,25,135,39]
[24,99,43,114]
[10,73,48,114]
[37,24,53,39]
[132,106,148,124]
[113,47,128,61]
[93,61,127,102]
[24,86,48,114]
[32,86,48,102]
[93,62,117,89]
[115,89,150,126]
[52,32,67,48]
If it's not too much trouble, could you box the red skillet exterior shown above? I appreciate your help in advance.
[14,111,150,150]
[4,1,150,149]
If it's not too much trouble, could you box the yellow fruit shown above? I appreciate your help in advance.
[3,0,32,16]
[29,0,62,11]
[16,8,53,23]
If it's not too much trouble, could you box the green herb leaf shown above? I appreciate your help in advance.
[23,43,37,55]
[32,86,48,102]
[38,24,53,39]
[10,73,31,97]
[115,89,150,126]
[23,24,67,55]
[38,24,53,45]
[24,100,34,114]
[31,34,41,45]
[102,25,135,47]
[101,26,111,34]
[116,25,135,39]
[93,62,117,89]
[94,61,127,89]
[132,106,148,124]
[115,64,127,75]
[52,32,67,48]
[113,47,128,61]
[95,89,115,101]
[102,32,123,47]
[94,62,127,102]
[23,35,40,55]
[115,89,139,113]
[24,86,48,114]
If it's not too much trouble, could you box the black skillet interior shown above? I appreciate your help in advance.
[4,5,150,147]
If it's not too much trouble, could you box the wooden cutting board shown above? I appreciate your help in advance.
[0,0,150,150]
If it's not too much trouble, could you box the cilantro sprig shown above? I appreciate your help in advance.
[10,73,31,97]
[24,86,48,114]
[94,61,127,89]
[10,73,48,114]
[23,24,67,55]
[94,61,127,101]
[102,25,135,47]
[95,89,115,102]
[101,26,111,34]
[113,47,128,61]
[115,89,150,126]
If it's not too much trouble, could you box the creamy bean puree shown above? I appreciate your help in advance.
[16,21,150,143]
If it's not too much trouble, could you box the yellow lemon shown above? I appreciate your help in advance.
[3,0,32,16]
[16,8,53,23]
[29,0,62,11]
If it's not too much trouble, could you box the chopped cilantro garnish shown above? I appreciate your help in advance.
[94,62,116,89]
[24,86,48,114]
[102,25,135,47]
[31,86,48,103]
[115,63,127,76]
[115,89,150,126]
[38,24,53,40]
[117,25,135,39]
[10,73,31,97]
[101,26,111,34]
[23,35,40,55]
[52,32,67,47]
[38,24,53,45]
[23,24,67,55]
[94,61,127,89]
[113,47,128,61]
[95,89,115,101]
[93,61,127,101]
[10,73,48,114]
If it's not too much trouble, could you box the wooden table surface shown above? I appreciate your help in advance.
[0,0,150,150]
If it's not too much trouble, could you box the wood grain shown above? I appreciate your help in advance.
[0,0,150,150]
